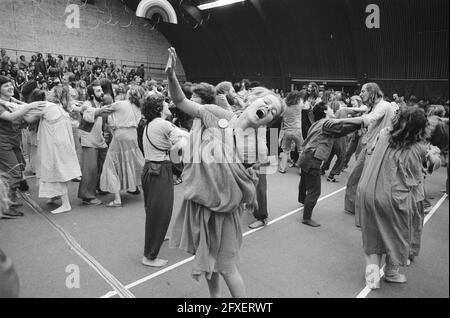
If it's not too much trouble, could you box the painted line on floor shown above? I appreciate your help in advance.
[100,186,348,298]
[356,193,448,298]
[18,191,136,298]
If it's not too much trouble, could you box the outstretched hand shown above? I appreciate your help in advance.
[165,47,177,77]
[28,101,48,110]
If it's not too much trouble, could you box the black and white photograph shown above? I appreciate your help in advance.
[0,0,448,304]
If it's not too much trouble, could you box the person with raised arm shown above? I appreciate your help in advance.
[165,48,285,298]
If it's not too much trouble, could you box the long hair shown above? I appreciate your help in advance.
[100,78,115,103]
[127,85,145,108]
[308,82,319,98]
[389,107,427,149]
[47,85,72,111]
[363,82,384,107]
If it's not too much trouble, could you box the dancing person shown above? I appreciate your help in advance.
[343,96,368,169]
[77,81,114,206]
[25,86,82,214]
[332,83,398,225]
[0,76,45,218]
[165,48,285,298]
[297,102,361,227]
[354,107,440,289]
[141,94,189,267]
[235,113,270,230]
[278,90,309,173]
[99,85,145,207]
[301,82,319,139]
[320,99,368,182]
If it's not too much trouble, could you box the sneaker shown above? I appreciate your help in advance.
[301,219,321,227]
[278,169,286,174]
[248,219,267,229]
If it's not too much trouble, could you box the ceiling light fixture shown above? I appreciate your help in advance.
[198,0,245,11]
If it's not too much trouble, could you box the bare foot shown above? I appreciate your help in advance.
[51,205,71,214]
[142,257,168,267]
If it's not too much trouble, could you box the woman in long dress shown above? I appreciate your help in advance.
[165,48,285,298]
[99,85,145,207]
[29,86,82,214]
[355,107,440,289]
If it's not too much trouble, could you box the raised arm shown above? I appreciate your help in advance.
[165,47,201,118]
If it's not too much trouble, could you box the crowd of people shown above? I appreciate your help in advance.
[1,48,149,97]
[0,46,449,297]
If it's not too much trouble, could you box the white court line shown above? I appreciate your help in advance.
[100,186,348,298]
[356,193,448,298]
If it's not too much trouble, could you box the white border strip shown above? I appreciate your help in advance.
[356,193,448,298]
[100,186,347,298]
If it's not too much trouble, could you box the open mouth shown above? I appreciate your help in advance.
[256,107,267,119]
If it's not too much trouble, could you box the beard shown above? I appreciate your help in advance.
[94,95,104,103]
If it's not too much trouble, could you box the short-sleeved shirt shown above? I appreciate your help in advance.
[143,117,187,162]
[0,104,22,149]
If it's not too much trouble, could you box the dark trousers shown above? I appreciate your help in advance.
[0,146,25,192]
[0,146,25,208]
[142,161,174,260]
[253,173,268,220]
[298,152,322,220]
[321,137,346,176]
[78,147,108,200]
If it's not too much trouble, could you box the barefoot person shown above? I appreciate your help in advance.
[25,85,82,214]
[141,94,189,267]
[99,85,145,208]
[351,107,441,289]
[166,48,285,298]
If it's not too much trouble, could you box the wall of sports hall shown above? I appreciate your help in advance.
[0,0,185,80]
[126,0,448,100]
